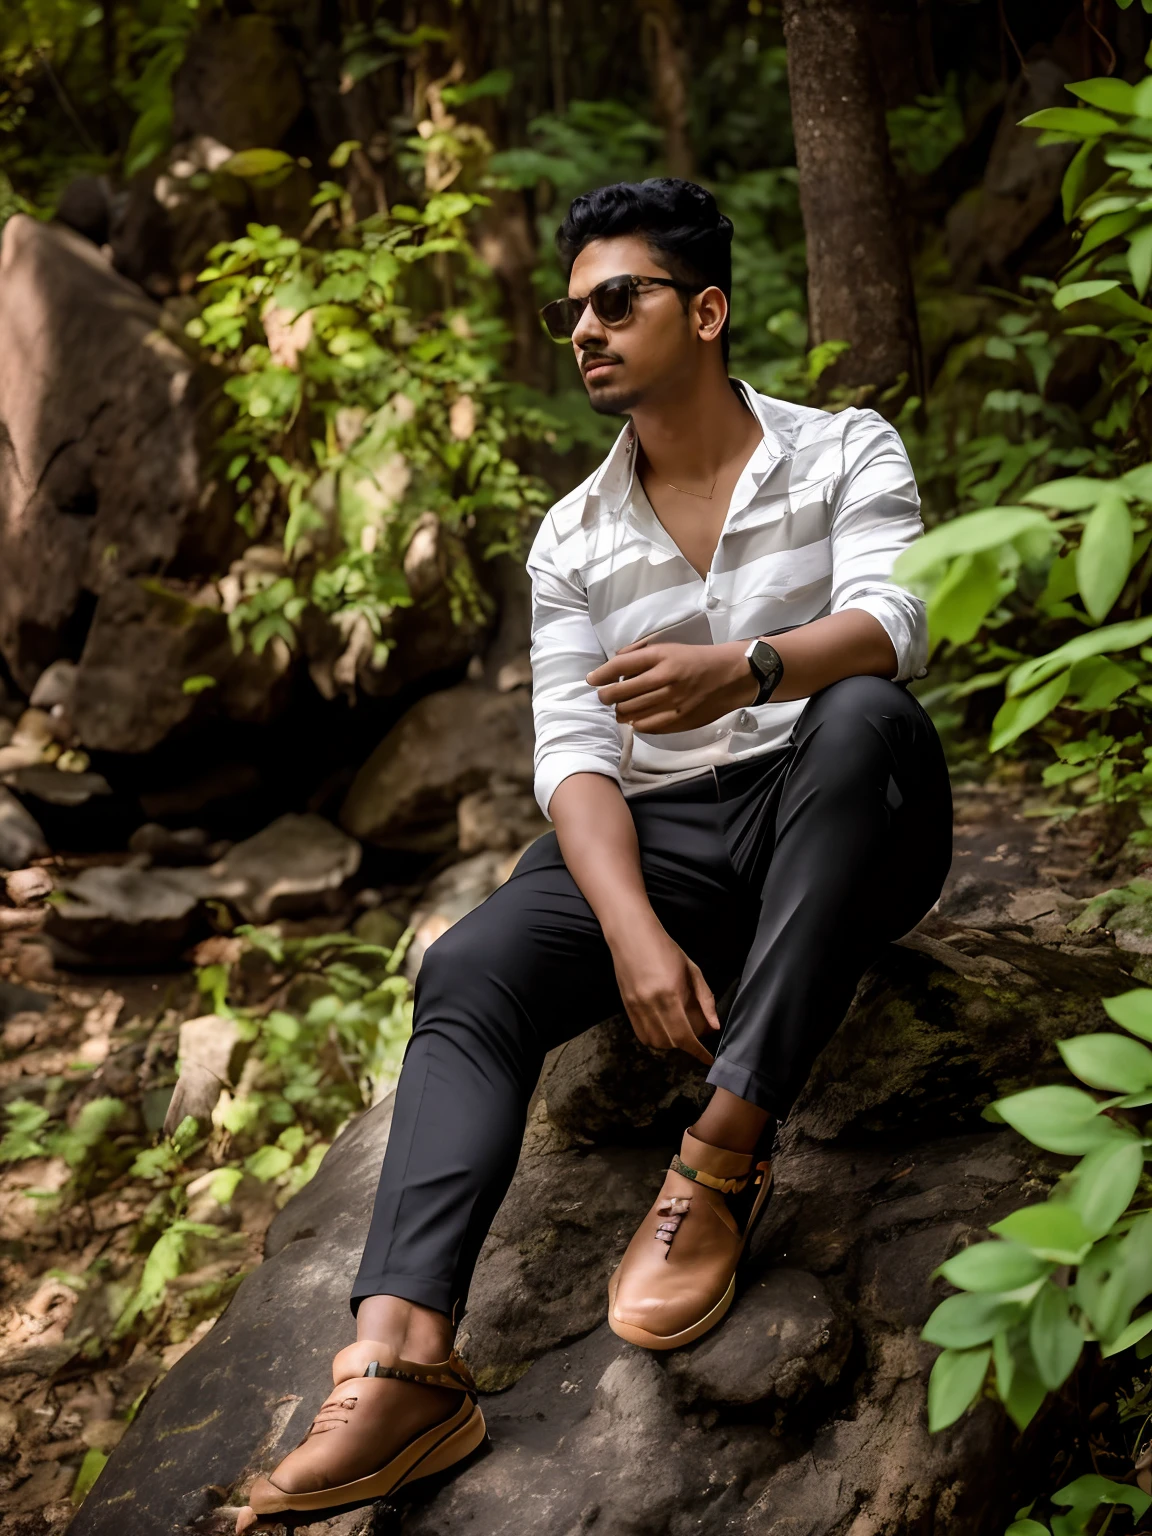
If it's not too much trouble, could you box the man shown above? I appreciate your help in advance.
[236,178,951,1530]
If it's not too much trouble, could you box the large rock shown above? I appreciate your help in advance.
[70,887,1120,1536]
[0,787,47,870]
[0,216,236,746]
[341,684,535,851]
[171,15,304,153]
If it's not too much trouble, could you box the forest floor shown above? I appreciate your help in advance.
[0,777,1141,1535]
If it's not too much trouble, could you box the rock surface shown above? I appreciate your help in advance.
[70,846,1122,1534]
[340,684,535,851]
[0,216,234,741]
[0,788,47,870]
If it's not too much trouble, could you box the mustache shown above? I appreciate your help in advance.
[581,350,623,374]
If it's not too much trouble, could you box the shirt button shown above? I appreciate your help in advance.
[738,710,756,730]
[705,595,719,610]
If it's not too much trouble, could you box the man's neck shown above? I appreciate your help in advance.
[630,371,761,489]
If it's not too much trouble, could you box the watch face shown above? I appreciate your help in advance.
[750,641,783,701]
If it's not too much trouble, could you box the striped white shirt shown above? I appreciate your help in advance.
[527,382,928,817]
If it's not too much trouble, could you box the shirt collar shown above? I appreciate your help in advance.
[586,380,788,521]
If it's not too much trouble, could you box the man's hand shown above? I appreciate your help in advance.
[587,640,756,734]
[610,919,721,1066]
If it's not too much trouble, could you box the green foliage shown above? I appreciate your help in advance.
[1005,1477,1151,1536]
[190,185,557,656]
[923,982,1152,1444]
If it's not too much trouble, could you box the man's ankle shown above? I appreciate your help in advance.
[355,1294,454,1363]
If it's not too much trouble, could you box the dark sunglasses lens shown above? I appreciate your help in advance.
[541,298,580,339]
[591,281,632,325]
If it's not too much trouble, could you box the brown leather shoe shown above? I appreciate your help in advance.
[607,1130,772,1350]
[237,1339,486,1527]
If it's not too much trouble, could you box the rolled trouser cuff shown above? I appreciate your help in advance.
[706,1054,789,1120]
[349,1271,458,1320]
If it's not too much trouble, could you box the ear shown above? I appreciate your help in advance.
[694,285,728,345]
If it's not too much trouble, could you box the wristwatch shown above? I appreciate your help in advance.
[744,638,785,705]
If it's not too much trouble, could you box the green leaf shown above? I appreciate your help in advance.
[222,148,296,179]
[926,1346,991,1432]
[935,1240,1052,1293]
[1067,656,1138,711]
[1101,1309,1152,1357]
[328,139,362,169]
[1062,140,1096,222]
[1059,1032,1152,1092]
[1028,1281,1084,1390]
[1053,279,1123,309]
[1068,1139,1145,1237]
[989,669,1070,752]
[1103,988,1152,1041]
[1128,223,1152,298]
[1007,616,1152,697]
[244,1145,294,1182]
[1022,476,1119,510]
[182,674,217,696]
[893,507,1055,584]
[1067,79,1137,115]
[1006,1524,1050,1536]
[993,1084,1126,1155]
[1052,1474,1151,1522]
[928,549,1004,646]
[71,1447,108,1504]
[1019,107,1119,138]
[921,1291,1025,1349]
[1002,1345,1048,1432]
[992,1204,1094,1264]
[1076,491,1134,622]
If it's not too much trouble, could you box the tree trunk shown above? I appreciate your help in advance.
[781,0,920,400]
[636,0,694,181]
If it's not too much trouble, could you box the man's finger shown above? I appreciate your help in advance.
[628,708,689,735]
[690,964,722,1033]
[596,670,670,706]
[586,648,663,687]
[615,689,676,724]
[664,1005,715,1066]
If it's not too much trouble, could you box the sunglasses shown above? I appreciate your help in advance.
[539,273,700,342]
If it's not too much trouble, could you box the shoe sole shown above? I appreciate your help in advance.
[606,1167,774,1352]
[248,1399,488,1516]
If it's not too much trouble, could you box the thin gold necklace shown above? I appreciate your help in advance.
[664,474,718,500]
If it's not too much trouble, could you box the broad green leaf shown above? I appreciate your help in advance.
[1076,1213,1152,1341]
[1077,208,1143,260]
[1130,223,1152,297]
[1022,476,1120,510]
[993,1084,1127,1155]
[72,1447,108,1504]
[1068,656,1138,711]
[222,148,295,179]
[989,669,1070,752]
[935,1240,1052,1293]
[1076,491,1134,621]
[1002,1345,1048,1432]
[992,1204,1093,1264]
[1062,140,1096,222]
[922,1291,1024,1349]
[1053,279,1123,310]
[1101,1309,1152,1357]
[1052,1474,1151,1521]
[1069,1139,1145,1237]
[244,1145,294,1181]
[1019,107,1119,138]
[1103,988,1152,1041]
[1059,1032,1152,1092]
[1122,463,1152,500]
[926,1346,991,1432]
[1028,1281,1084,1390]
[893,507,1054,584]
[1067,79,1137,115]
[928,550,1004,646]
[1006,1524,1049,1536]
[993,1328,1016,1400]
[1006,615,1152,697]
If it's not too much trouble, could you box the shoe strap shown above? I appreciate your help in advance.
[362,1349,478,1400]
[670,1152,756,1194]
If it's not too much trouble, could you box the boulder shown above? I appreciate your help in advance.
[70,884,1122,1536]
[171,16,304,153]
[457,780,548,855]
[208,813,361,923]
[340,684,535,851]
[0,217,234,719]
[0,787,48,870]
[403,850,523,978]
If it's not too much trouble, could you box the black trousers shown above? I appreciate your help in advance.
[351,675,953,1320]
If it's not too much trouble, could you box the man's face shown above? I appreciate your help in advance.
[567,234,703,416]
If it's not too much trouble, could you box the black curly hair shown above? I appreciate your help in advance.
[556,178,734,362]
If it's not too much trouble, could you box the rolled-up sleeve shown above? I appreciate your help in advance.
[527,519,623,818]
[829,410,928,681]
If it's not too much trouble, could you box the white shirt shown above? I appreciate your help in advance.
[527,382,928,818]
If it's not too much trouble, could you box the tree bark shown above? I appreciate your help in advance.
[636,0,694,181]
[781,0,921,399]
